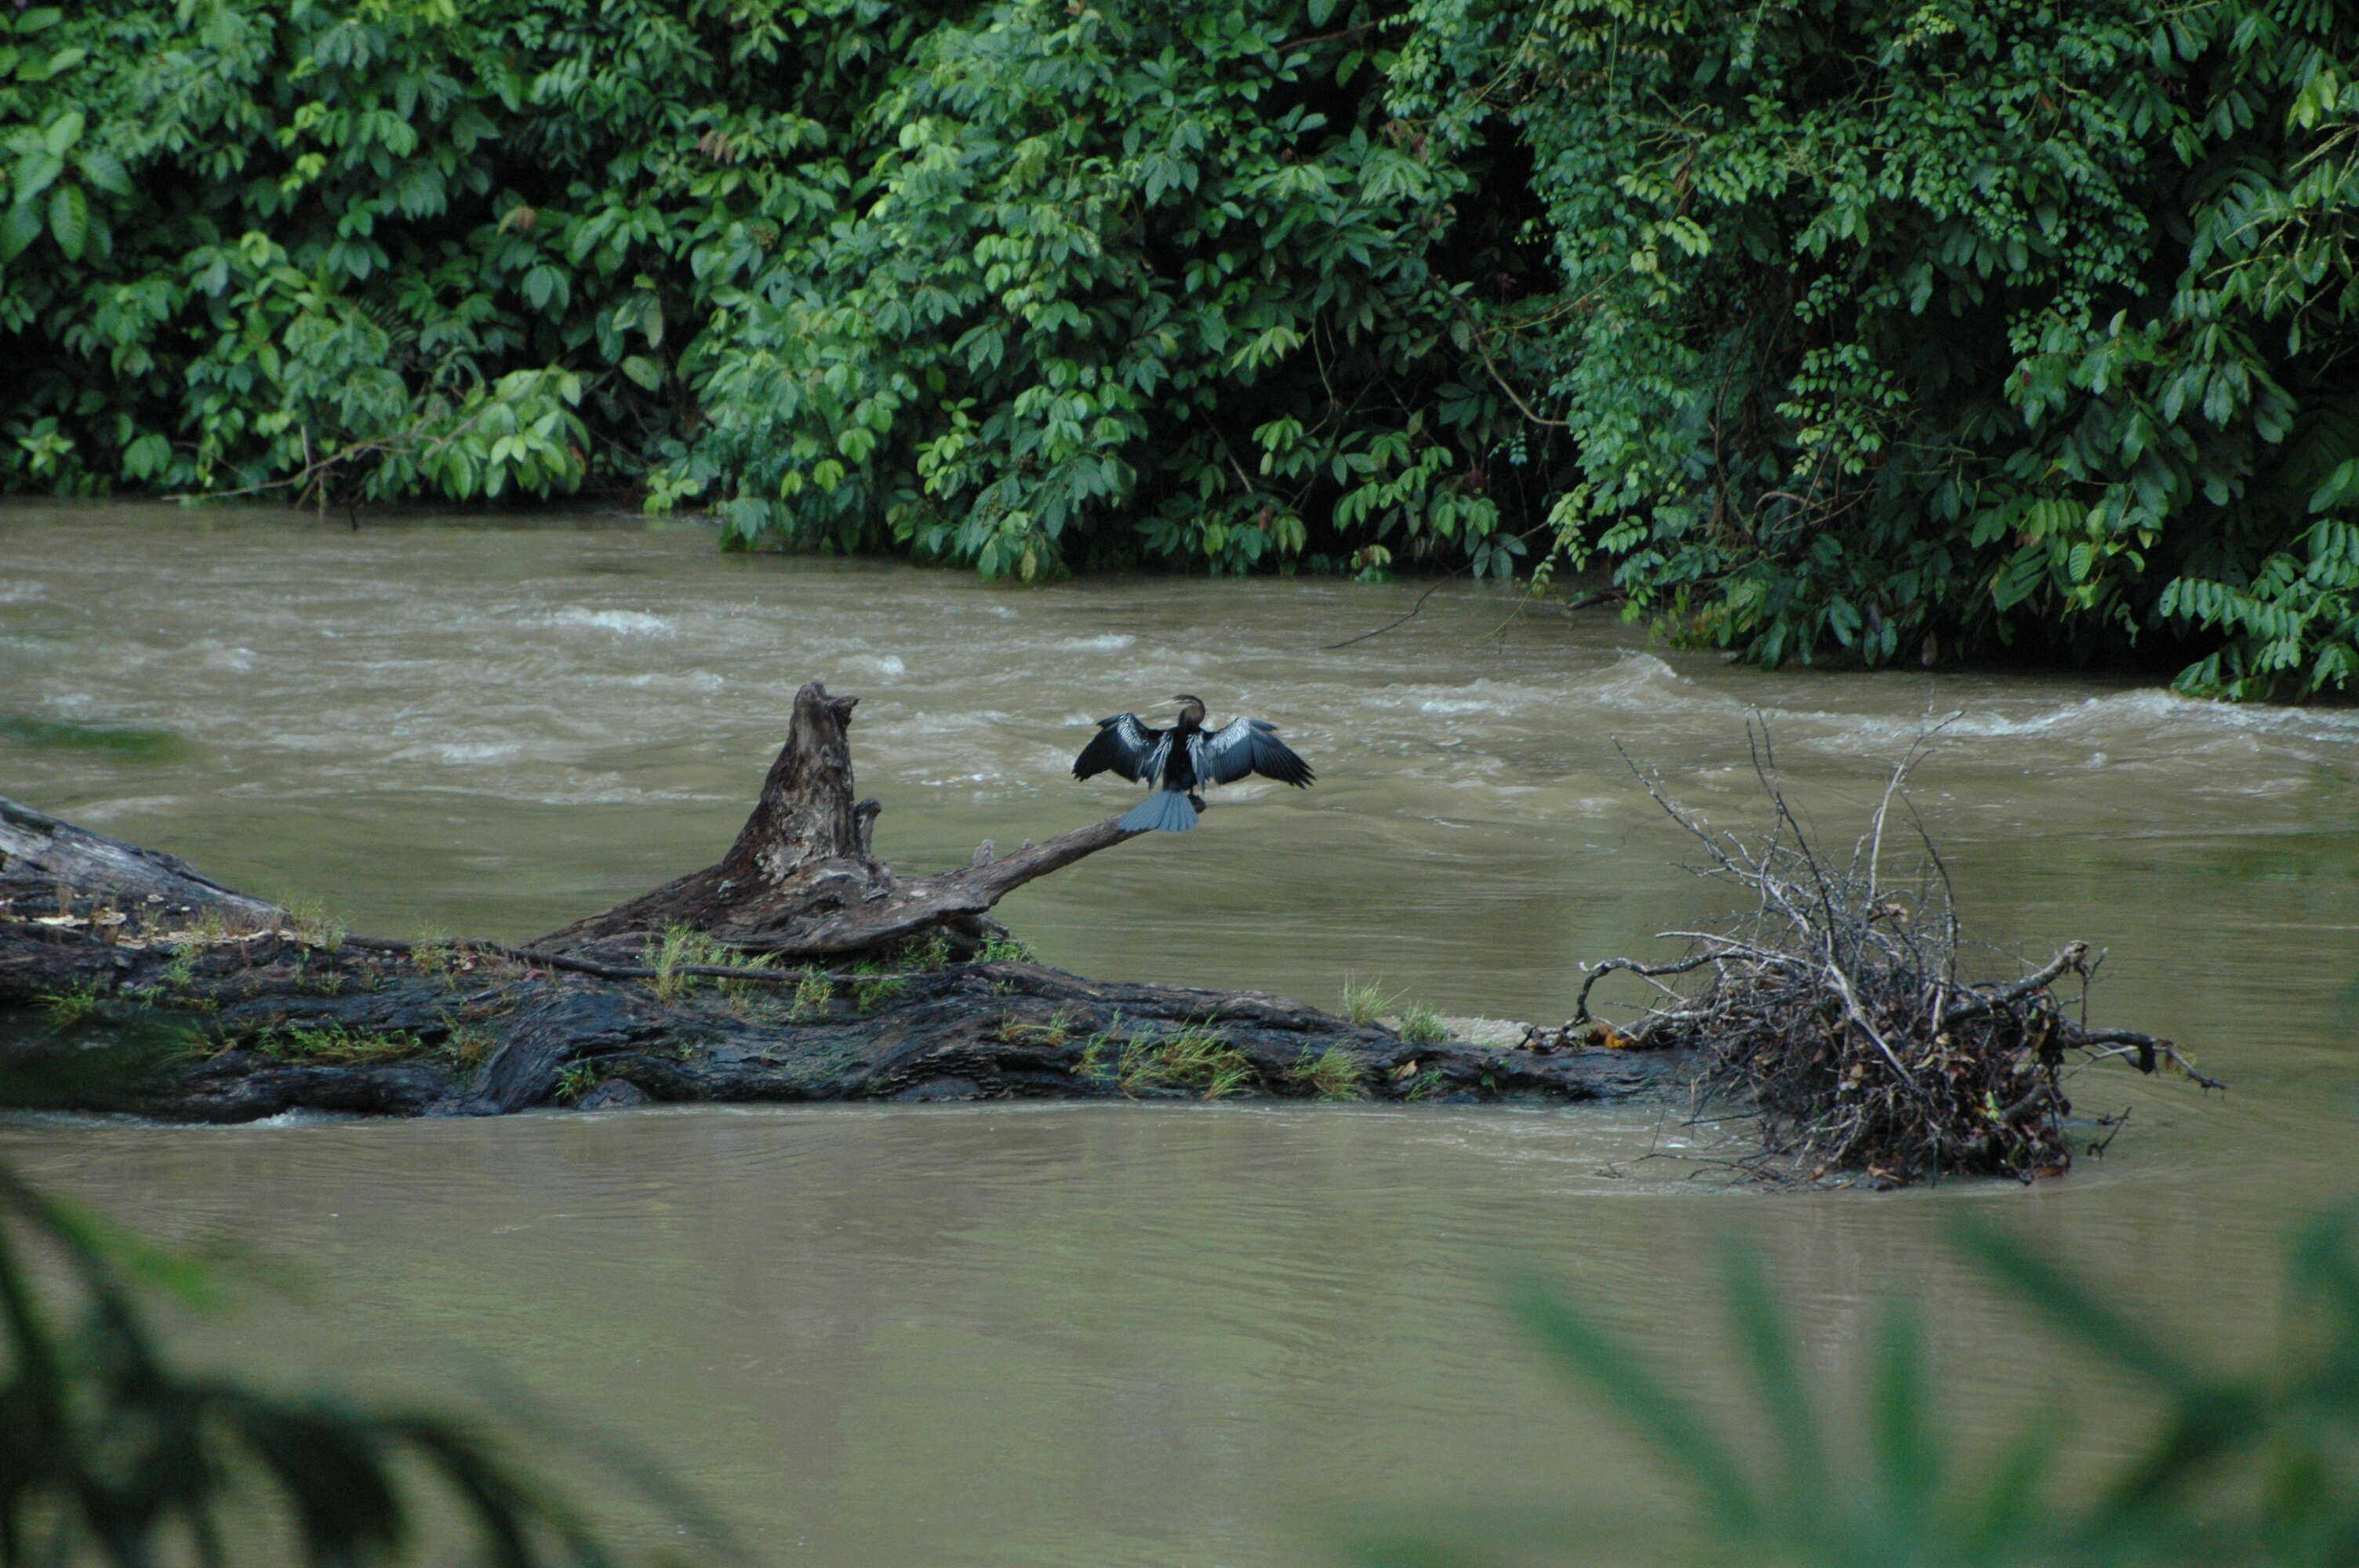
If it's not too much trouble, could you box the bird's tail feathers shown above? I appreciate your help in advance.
[1118,791,1200,833]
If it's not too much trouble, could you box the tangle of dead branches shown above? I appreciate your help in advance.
[1554,720,2223,1187]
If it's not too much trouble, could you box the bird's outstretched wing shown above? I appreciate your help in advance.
[1073,713,1170,783]
[1188,717,1314,789]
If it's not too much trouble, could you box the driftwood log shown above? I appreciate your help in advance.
[0,681,1677,1122]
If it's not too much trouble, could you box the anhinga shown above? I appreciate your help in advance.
[1072,695,1315,833]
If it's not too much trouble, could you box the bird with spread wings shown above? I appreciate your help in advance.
[1071,695,1315,833]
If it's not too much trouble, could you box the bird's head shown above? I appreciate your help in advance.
[1172,694,1206,724]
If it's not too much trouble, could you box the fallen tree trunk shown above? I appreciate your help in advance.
[0,683,1677,1122]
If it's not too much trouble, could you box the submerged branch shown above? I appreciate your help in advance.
[1565,720,2220,1185]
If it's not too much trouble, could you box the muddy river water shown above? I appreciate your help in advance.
[2,503,2356,1563]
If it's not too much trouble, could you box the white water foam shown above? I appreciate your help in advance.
[394,741,523,766]
[1582,653,1746,718]
[1577,653,2359,764]
[198,644,256,673]
[549,607,674,637]
[617,670,726,694]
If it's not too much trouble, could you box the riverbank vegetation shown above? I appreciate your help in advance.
[3,2,2356,695]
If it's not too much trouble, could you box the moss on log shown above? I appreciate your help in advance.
[0,684,1676,1121]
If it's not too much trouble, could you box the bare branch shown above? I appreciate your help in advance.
[1570,720,2217,1185]
[1940,942,2089,1027]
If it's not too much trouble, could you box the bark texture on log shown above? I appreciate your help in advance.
[0,898,1678,1123]
[532,680,1145,962]
[0,680,1688,1122]
[0,795,282,923]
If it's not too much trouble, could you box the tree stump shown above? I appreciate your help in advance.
[533,680,1143,963]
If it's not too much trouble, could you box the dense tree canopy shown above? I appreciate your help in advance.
[4,0,2355,695]
[1401,0,2359,697]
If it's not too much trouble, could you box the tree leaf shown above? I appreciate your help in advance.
[47,183,85,262]
[0,199,42,263]
[75,149,130,199]
[2307,459,2359,514]
[12,151,63,208]
[42,109,83,157]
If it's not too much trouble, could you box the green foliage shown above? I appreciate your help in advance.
[1398,0,2359,695]
[256,1022,426,1064]
[278,896,347,953]
[14,0,2359,692]
[2163,510,2359,699]
[439,1015,497,1068]
[715,950,776,1009]
[975,932,1036,964]
[1354,1205,2359,1566]
[553,1058,598,1103]
[998,1004,1078,1047]
[1340,975,1397,1027]
[409,933,458,980]
[1073,1009,1125,1082]
[1,0,1543,583]
[0,1161,623,1566]
[1394,1001,1448,1046]
[40,976,105,1028]
[640,922,739,1001]
[1399,1067,1447,1102]
[851,964,907,1014]
[0,0,874,507]
[156,946,198,990]
[683,0,1541,580]
[898,931,953,972]
[1289,1044,1366,1099]
[787,969,835,1021]
[1118,1021,1254,1098]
